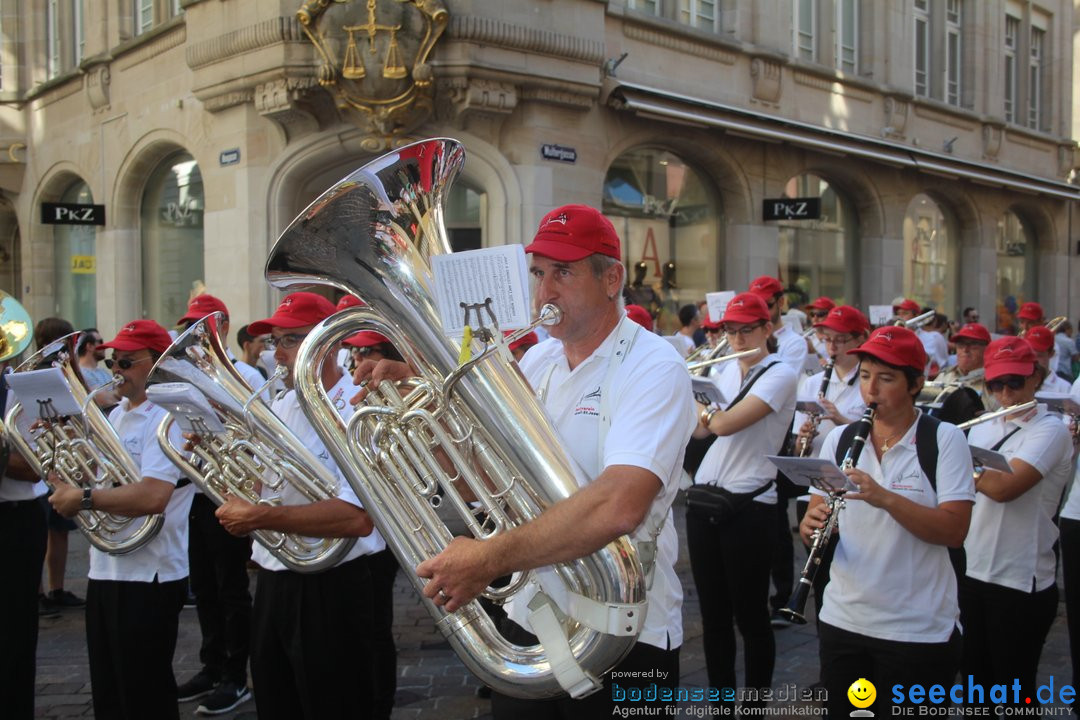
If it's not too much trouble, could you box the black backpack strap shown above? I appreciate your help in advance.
[915,414,941,491]
[833,421,861,466]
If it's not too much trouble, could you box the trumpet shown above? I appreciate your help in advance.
[1020,316,1066,337]
[955,400,1038,431]
[797,358,834,457]
[894,309,936,330]
[780,402,877,624]
[686,347,759,374]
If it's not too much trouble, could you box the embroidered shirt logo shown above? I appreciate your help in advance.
[574,386,601,417]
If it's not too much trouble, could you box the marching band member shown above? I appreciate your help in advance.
[213,292,386,720]
[801,326,974,718]
[936,322,995,410]
[748,276,807,374]
[1016,301,1045,336]
[688,292,798,710]
[1025,326,1073,394]
[49,320,196,720]
[961,337,1072,704]
[805,297,835,368]
[895,299,947,375]
[668,303,700,357]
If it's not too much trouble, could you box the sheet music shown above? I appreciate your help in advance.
[867,305,893,326]
[5,368,83,418]
[796,400,826,415]
[691,376,726,408]
[968,445,1013,473]
[766,455,858,494]
[1035,393,1080,416]
[705,291,736,324]
[146,382,227,434]
[431,245,531,335]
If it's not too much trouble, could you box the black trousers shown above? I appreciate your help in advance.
[959,575,1058,705]
[491,620,680,719]
[188,492,252,685]
[1061,517,1080,712]
[770,496,794,613]
[369,548,399,720]
[250,555,376,720]
[819,621,961,718]
[85,576,187,720]
[0,498,47,720]
[686,500,775,707]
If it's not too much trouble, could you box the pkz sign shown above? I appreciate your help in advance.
[763,197,821,221]
[41,203,106,226]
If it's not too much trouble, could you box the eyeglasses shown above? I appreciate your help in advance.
[822,333,855,346]
[809,311,829,319]
[723,322,765,337]
[986,375,1027,392]
[265,333,307,350]
[104,356,151,370]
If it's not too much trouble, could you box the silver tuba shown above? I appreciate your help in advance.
[3,332,163,554]
[146,312,356,573]
[265,138,647,699]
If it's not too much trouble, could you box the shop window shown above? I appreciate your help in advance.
[445,180,485,252]
[53,180,97,328]
[902,193,956,315]
[994,210,1036,335]
[141,152,204,325]
[777,174,857,308]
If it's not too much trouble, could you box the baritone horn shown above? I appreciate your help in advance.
[0,290,32,363]
[146,312,356,573]
[265,138,647,699]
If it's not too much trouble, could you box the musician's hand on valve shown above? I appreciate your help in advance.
[843,467,889,508]
[799,501,830,545]
[49,484,83,518]
[215,493,263,536]
[181,431,203,452]
[350,358,414,405]
[416,536,498,614]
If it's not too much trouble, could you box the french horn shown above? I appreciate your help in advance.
[265,138,647,699]
[146,312,356,573]
[3,332,163,554]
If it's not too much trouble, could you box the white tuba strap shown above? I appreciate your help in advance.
[527,593,603,699]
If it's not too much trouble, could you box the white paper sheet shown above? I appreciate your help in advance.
[968,445,1014,473]
[6,368,82,418]
[705,291,736,324]
[867,305,893,326]
[147,382,227,434]
[766,455,858,494]
[431,245,531,335]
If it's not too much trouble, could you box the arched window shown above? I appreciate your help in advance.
[902,193,956,314]
[54,180,97,328]
[777,174,857,308]
[141,152,204,324]
[602,147,721,334]
[994,210,1036,335]
[445,180,485,252]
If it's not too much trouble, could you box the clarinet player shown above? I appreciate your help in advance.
[800,326,974,717]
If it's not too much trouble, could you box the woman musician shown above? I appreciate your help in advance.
[960,337,1072,706]
[800,326,974,718]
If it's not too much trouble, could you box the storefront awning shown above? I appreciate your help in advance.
[604,79,1080,202]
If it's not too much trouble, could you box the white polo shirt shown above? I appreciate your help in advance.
[89,399,195,583]
[965,405,1072,592]
[917,328,949,373]
[695,353,797,504]
[791,363,865,459]
[0,383,47,502]
[251,371,385,572]
[509,315,697,650]
[774,324,809,376]
[816,413,975,643]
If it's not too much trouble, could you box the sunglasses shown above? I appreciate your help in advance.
[265,333,306,350]
[822,333,855,346]
[986,375,1027,392]
[809,310,829,318]
[723,322,766,337]
[104,356,151,370]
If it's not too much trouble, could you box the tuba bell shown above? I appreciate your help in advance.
[145,312,356,573]
[265,138,647,699]
[0,290,33,363]
[2,332,163,554]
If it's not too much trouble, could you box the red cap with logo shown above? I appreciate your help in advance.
[625,304,654,332]
[1016,302,1044,321]
[815,305,869,335]
[984,337,1037,380]
[892,298,921,314]
[952,323,991,344]
[99,320,174,354]
[507,331,539,353]
[344,331,390,348]
[720,293,770,325]
[248,292,337,335]
[748,276,784,299]
[1023,326,1054,353]
[524,205,621,262]
[336,295,364,312]
[808,296,835,312]
[178,294,229,324]
[848,325,927,371]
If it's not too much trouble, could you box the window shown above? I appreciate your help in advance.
[1004,15,1018,123]
[47,0,61,79]
[994,211,1036,334]
[135,0,154,35]
[54,180,98,328]
[913,1,930,97]
[777,174,857,308]
[627,0,660,14]
[445,181,485,252]
[903,194,957,315]
[945,0,962,105]
[680,0,717,30]
[141,152,205,324]
[794,0,816,62]
[1028,27,1043,129]
[835,0,857,74]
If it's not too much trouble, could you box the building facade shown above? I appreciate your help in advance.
[0,0,1076,341]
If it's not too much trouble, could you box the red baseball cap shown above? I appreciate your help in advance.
[808,296,835,312]
[344,331,390,348]
[1023,326,1054,353]
[99,320,174,354]
[849,326,926,371]
[178,294,229,324]
[721,293,770,325]
[524,205,621,262]
[625,304,654,332]
[748,276,783,299]
[815,305,869,335]
[507,331,539,353]
[892,298,921,314]
[984,337,1037,380]
[336,295,364,312]
[1016,302,1044,321]
[248,292,337,335]
[952,323,991,344]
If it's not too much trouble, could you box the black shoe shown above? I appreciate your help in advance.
[48,589,86,608]
[196,681,252,715]
[177,670,219,702]
[183,591,198,609]
[38,594,60,618]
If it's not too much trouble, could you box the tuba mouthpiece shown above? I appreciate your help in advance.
[537,304,562,326]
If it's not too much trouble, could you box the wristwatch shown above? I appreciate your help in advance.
[80,488,93,511]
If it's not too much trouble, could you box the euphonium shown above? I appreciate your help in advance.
[3,332,163,554]
[146,312,356,573]
[895,309,936,330]
[0,290,32,363]
[265,138,647,699]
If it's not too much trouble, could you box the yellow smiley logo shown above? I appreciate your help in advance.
[848,678,876,709]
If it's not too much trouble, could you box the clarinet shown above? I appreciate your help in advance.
[780,402,877,624]
[797,358,835,457]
